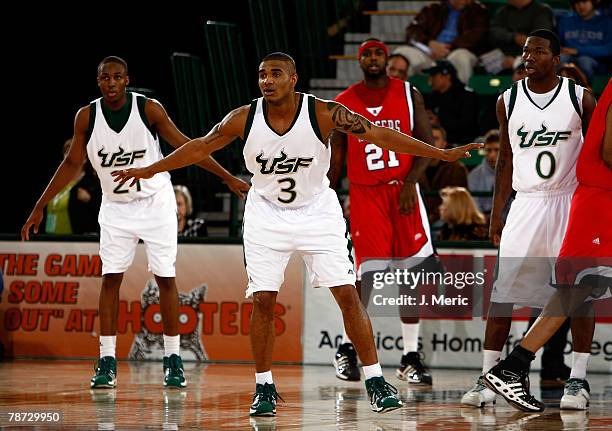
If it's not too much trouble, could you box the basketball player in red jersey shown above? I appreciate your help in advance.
[328,39,437,384]
[485,78,612,411]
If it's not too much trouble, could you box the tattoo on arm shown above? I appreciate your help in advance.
[205,124,223,145]
[327,102,372,134]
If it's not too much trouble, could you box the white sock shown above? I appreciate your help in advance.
[363,363,383,380]
[401,323,420,354]
[342,328,352,345]
[255,371,274,384]
[570,352,590,379]
[99,335,116,358]
[163,334,180,357]
[482,350,501,374]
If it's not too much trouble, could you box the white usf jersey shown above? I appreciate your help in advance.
[87,92,171,202]
[504,77,584,193]
[243,93,330,207]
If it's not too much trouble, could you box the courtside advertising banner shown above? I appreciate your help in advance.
[0,241,303,362]
[303,249,612,373]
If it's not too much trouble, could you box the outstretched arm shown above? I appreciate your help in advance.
[21,107,89,240]
[489,95,514,246]
[146,100,250,198]
[113,105,250,186]
[316,99,481,162]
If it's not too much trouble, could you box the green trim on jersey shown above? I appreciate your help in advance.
[308,95,324,144]
[263,92,303,137]
[507,82,518,120]
[101,93,132,133]
[568,79,582,119]
[86,102,96,142]
[522,78,563,111]
[244,99,258,141]
[136,95,157,139]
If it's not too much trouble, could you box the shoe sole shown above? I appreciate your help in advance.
[249,410,276,417]
[91,383,116,389]
[483,374,544,413]
[164,382,187,388]
[371,404,403,414]
[460,396,496,408]
[560,400,589,410]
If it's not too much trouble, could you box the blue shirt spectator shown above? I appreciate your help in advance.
[558,0,612,79]
[437,8,461,44]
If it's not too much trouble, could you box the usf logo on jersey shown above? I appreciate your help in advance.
[255,150,314,175]
[98,146,146,168]
[517,123,571,148]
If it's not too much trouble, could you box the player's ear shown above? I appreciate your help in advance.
[125,75,130,86]
[290,73,298,88]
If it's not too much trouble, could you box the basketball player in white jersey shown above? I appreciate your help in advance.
[112,52,480,416]
[460,30,596,412]
[21,56,250,390]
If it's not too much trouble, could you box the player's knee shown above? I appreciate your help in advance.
[252,291,277,314]
[102,273,123,289]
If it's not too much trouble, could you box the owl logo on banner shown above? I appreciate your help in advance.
[128,279,208,361]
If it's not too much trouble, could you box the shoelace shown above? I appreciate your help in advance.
[253,384,285,404]
[565,379,584,395]
[474,376,487,391]
[406,352,427,374]
[167,356,184,377]
[95,358,113,375]
[337,353,357,371]
[371,380,399,401]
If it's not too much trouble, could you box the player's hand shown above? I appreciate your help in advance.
[442,143,483,162]
[489,217,504,247]
[111,167,154,187]
[224,176,251,199]
[399,182,418,215]
[21,206,44,241]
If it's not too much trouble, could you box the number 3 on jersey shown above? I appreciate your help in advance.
[365,143,400,171]
[277,178,296,203]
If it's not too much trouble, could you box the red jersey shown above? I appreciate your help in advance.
[577,78,612,190]
[335,77,415,186]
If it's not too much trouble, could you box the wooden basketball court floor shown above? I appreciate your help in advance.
[0,361,610,430]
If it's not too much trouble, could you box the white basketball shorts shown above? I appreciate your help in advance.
[491,186,575,307]
[243,187,356,297]
[98,183,178,277]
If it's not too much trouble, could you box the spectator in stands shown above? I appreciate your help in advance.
[437,186,488,240]
[174,185,207,237]
[46,139,101,234]
[490,0,554,72]
[558,0,612,80]
[468,129,500,215]
[559,62,591,89]
[419,125,469,222]
[423,60,479,145]
[386,53,410,80]
[395,0,489,84]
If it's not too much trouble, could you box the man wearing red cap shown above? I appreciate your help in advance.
[329,38,438,385]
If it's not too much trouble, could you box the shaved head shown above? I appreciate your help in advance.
[260,52,296,75]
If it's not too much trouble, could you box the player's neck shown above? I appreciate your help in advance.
[363,75,388,90]
[266,92,300,118]
[526,75,559,94]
